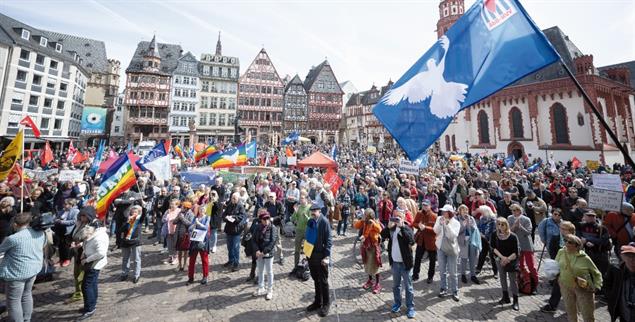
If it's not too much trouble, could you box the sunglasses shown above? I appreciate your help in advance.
[566,240,578,245]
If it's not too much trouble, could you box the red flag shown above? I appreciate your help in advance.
[7,164,23,187]
[72,151,88,164]
[41,141,54,166]
[571,157,581,169]
[19,116,41,138]
[324,168,343,195]
[67,141,77,162]
[164,139,172,154]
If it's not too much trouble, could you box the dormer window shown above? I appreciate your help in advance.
[39,37,47,47]
[55,43,62,53]
[21,29,30,40]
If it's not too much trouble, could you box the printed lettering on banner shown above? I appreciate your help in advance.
[588,187,623,212]
[58,170,84,182]
[398,159,419,176]
[591,174,623,192]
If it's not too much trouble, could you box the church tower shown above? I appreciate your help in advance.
[215,31,222,56]
[436,0,464,38]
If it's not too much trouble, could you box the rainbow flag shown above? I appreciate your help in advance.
[208,144,247,169]
[124,212,142,240]
[95,154,137,220]
[174,144,184,159]
[195,145,217,163]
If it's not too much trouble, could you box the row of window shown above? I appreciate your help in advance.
[198,112,234,127]
[8,115,63,131]
[201,65,238,78]
[12,92,66,109]
[129,75,169,85]
[172,102,196,112]
[201,81,237,94]
[309,106,341,114]
[238,97,282,108]
[128,106,169,119]
[128,91,168,101]
[19,49,60,69]
[16,69,69,91]
[200,97,236,109]
[174,76,198,86]
[20,29,63,53]
[284,96,308,106]
[315,81,338,91]
[238,84,283,95]
[244,71,278,81]
[174,88,196,98]
[133,126,168,134]
[309,93,341,103]
[170,116,194,127]
[238,111,282,122]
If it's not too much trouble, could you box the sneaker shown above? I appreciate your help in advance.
[452,294,460,302]
[200,277,208,285]
[133,276,140,284]
[461,274,468,284]
[211,246,217,253]
[318,304,330,317]
[77,310,96,320]
[372,282,381,294]
[391,303,401,313]
[223,262,232,268]
[186,278,194,285]
[306,302,320,312]
[362,279,373,290]
[253,288,266,297]
[407,308,416,319]
[231,265,240,272]
[265,290,273,300]
[471,276,481,285]
[540,304,556,313]
[438,290,447,298]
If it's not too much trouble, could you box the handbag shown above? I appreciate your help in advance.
[440,225,458,257]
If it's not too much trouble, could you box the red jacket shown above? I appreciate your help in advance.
[378,199,393,223]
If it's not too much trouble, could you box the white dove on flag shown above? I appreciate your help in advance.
[222,150,239,164]
[381,35,468,118]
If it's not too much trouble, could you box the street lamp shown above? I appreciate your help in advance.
[465,139,469,153]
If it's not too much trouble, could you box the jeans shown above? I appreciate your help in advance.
[337,213,350,235]
[496,263,519,296]
[438,250,458,294]
[548,280,562,308]
[256,257,274,290]
[82,268,100,312]
[226,234,241,266]
[413,246,436,280]
[188,250,209,279]
[6,276,36,322]
[209,229,218,250]
[460,244,479,278]
[294,232,305,267]
[121,245,141,279]
[391,262,414,310]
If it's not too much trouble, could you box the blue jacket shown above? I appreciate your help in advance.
[57,207,79,236]
[538,217,560,247]
[307,215,332,258]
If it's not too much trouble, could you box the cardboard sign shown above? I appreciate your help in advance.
[367,146,377,154]
[399,159,419,176]
[190,228,207,242]
[286,156,297,165]
[586,160,600,171]
[592,174,622,192]
[588,186,623,212]
[58,170,85,182]
[24,169,59,181]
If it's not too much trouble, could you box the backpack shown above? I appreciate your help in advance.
[517,267,533,295]
[282,221,295,237]
[293,258,310,281]
[31,213,55,231]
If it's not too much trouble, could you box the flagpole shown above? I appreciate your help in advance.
[20,126,25,213]
[560,61,635,170]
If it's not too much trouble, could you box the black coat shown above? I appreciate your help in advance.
[209,201,224,230]
[223,202,246,235]
[251,223,278,258]
[605,263,634,322]
[381,224,415,270]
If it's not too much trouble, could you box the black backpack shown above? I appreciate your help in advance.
[31,213,55,231]
[293,258,310,281]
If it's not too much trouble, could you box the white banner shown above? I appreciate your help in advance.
[24,169,59,181]
[399,159,419,176]
[287,156,297,166]
[58,169,84,182]
[588,186,623,212]
[591,174,622,192]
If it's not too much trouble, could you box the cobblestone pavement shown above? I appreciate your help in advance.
[15,228,610,322]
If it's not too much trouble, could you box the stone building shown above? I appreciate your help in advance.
[198,33,239,144]
[345,81,394,148]
[237,48,284,145]
[282,75,307,135]
[169,52,199,146]
[124,35,181,143]
[109,92,125,145]
[304,60,344,144]
[436,0,635,164]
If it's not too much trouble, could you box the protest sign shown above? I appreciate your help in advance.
[59,170,84,182]
[287,156,297,166]
[591,174,622,191]
[399,159,419,176]
[588,186,623,212]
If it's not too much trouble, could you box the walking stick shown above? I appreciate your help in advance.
[536,241,547,273]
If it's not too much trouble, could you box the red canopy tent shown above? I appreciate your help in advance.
[297,152,337,169]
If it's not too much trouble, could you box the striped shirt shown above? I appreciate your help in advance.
[0,227,45,281]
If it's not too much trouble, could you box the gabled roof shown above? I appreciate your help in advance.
[0,13,90,74]
[174,51,199,77]
[284,74,305,93]
[346,82,391,107]
[598,61,635,89]
[239,48,283,85]
[340,80,358,94]
[303,60,344,94]
[43,30,109,73]
[126,39,182,75]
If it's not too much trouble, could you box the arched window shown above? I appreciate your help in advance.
[577,113,584,126]
[510,107,523,138]
[478,110,490,144]
[551,103,570,144]
[445,135,451,151]
[451,135,457,151]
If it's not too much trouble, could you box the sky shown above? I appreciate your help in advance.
[1,0,634,92]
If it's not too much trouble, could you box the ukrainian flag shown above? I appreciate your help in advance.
[303,218,317,258]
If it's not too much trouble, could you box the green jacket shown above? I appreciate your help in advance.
[556,248,603,290]
[292,204,311,235]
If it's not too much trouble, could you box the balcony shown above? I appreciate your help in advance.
[18,59,30,68]
[34,64,45,72]
[56,109,64,116]
[129,117,168,125]
[48,68,58,76]
[31,84,42,92]
[59,91,67,98]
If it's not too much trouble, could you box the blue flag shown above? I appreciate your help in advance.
[415,151,429,169]
[373,0,559,160]
[527,161,541,173]
[282,131,299,145]
[504,155,515,167]
[330,144,338,161]
[88,139,105,177]
[136,140,168,171]
[246,140,257,159]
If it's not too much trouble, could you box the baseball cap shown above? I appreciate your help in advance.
[621,242,635,255]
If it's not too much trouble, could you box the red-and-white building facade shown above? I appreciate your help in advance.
[237,48,284,145]
[436,0,635,164]
[304,60,344,144]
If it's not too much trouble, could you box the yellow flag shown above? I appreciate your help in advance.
[0,129,24,181]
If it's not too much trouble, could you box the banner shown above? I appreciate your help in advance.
[588,187,623,212]
[24,168,59,181]
[286,156,297,166]
[80,106,107,135]
[58,169,84,182]
[398,159,419,176]
[591,174,623,192]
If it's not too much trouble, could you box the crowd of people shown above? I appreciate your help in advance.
[1,142,635,322]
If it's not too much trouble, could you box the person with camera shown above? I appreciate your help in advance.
[434,204,461,302]
[354,208,382,293]
[252,210,278,300]
[0,213,45,322]
[54,199,79,267]
[605,242,635,322]
[412,200,437,284]
[381,207,415,318]
[305,202,333,317]
[556,234,603,322]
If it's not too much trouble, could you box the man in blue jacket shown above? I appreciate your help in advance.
[305,202,332,317]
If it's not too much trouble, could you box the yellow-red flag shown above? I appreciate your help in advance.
[0,129,23,181]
